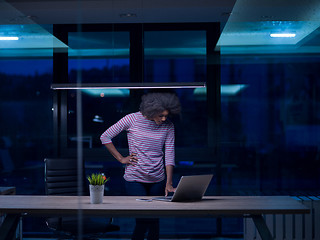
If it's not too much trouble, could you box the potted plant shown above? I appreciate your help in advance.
[87,173,109,204]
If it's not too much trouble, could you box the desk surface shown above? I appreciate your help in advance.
[0,195,309,217]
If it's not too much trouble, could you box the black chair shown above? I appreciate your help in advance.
[44,158,120,239]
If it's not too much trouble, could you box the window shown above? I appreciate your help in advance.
[0,58,53,193]
[144,30,207,148]
[220,55,320,194]
[66,31,130,148]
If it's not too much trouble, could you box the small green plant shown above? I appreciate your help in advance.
[87,173,109,185]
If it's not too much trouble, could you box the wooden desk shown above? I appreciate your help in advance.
[0,187,17,240]
[0,195,310,240]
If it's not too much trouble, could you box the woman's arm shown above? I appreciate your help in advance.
[164,124,176,196]
[165,165,175,196]
[101,113,138,165]
[104,142,137,165]
[100,113,136,145]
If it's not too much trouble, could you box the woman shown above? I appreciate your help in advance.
[100,92,181,240]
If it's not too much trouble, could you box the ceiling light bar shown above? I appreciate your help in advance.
[270,33,296,38]
[51,82,206,90]
[0,36,19,40]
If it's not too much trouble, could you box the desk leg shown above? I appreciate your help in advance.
[251,215,273,240]
[0,214,20,240]
[19,216,23,240]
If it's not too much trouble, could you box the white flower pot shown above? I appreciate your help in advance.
[89,185,104,204]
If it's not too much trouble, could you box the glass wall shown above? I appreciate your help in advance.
[66,30,208,151]
[144,30,206,83]
[67,31,130,148]
[1,20,319,239]
[144,30,207,148]
[0,58,53,194]
[220,55,320,195]
[59,27,218,238]
[68,31,130,84]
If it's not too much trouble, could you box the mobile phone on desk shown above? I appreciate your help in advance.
[136,198,152,202]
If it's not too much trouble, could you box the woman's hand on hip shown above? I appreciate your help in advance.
[119,153,138,165]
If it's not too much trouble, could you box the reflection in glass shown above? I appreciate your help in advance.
[221,56,320,194]
[144,31,206,83]
[68,32,130,83]
[0,58,53,193]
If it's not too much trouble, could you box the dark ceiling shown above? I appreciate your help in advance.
[3,0,236,24]
[1,0,320,55]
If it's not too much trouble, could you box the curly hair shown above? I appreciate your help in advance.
[139,92,181,118]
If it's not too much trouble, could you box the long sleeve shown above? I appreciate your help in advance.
[164,124,175,166]
[100,113,136,144]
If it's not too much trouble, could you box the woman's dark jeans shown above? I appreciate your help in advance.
[125,180,165,240]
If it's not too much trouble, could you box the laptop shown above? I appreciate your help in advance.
[152,174,213,202]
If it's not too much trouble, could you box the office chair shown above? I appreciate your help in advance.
[44,158,120,239]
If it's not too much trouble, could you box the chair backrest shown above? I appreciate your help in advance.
[44,158,88,196]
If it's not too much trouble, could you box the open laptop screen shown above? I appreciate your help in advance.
[153,174,213,202]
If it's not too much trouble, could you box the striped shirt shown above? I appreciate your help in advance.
[100,111,175,183]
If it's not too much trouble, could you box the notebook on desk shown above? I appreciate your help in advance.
[152,174,213,202]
